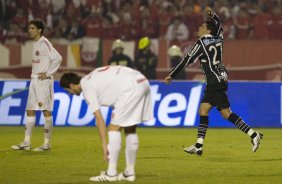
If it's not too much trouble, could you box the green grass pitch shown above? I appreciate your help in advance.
[0,126,281,184]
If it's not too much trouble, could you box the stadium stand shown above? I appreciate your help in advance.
[0,0,281,81]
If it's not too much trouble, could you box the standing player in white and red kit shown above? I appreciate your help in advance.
[60,66,154,182]
[11,19,62,151]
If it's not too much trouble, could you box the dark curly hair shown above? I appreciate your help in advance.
[60,72,82,89]
[28,19,45,35]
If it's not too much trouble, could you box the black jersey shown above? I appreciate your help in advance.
[169,11,228,85]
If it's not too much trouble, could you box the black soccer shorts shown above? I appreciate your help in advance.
[201,81,230,111]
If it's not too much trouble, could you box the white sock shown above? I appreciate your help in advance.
[196,138,204,144]
[107,131,121,176]
[44,116,53,145]
[24,116,36,145]
[247,129,255,137]
[125,134,139,176]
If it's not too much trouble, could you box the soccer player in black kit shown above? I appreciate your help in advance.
[163,7,263,155]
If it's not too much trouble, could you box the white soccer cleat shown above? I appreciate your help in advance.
[33,144,51,152]
[117,172,136,182]
[11,142,31,150]
[184,145,203,156]
[89,171,117,182]
[251,132,263,152]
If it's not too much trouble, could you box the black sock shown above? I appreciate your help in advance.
[228,113,251,134]
[196,116,209,148]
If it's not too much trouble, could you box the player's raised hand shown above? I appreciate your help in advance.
[205,7,212,16]
[162,76,172,84]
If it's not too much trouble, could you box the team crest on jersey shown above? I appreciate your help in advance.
[36,51,40,56]
[38,102,43,107]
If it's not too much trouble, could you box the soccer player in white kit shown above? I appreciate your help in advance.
[11,19,62,151]
[60,66,154,182]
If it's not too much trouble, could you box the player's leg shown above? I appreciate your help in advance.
[34,110,53,151]
[117,125,138,182]
[221,108,254,134]
[90,124,121,182]
[12,81,37,150]
[34,79,54,151]
[24,110,36,145]
[184,102,212,155]
[196,103,213,147]
[11,110,35,150]
[107,124,122,176]
[221,108,263,152]
[43,110,53,147]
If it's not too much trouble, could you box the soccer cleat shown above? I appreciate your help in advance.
[184,145,203,156]
[89,171,117,182]
[33,144,51,152]
[117,172,136,182]
[251,132,263,152]
[11,142,31,150]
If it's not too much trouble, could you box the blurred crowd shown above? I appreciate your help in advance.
[0,0,282,44]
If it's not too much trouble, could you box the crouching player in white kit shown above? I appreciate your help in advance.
[60,66,154,182]
[11,19,62,151]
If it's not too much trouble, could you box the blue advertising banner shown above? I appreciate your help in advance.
[0,80,281,127]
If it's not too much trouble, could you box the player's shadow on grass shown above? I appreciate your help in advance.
[2,150,51,156]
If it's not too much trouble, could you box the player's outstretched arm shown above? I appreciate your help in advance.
[205,7,213,17]
[94,110,109,161]
[205,6,213,17]
[205,6,222,33]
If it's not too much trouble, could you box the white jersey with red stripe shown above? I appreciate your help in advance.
[80,66,153,126]
[26,36,62,111]
[31,36,62,79]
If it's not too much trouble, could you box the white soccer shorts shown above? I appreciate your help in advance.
[26,78,54,111]
[110,75,154,127]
